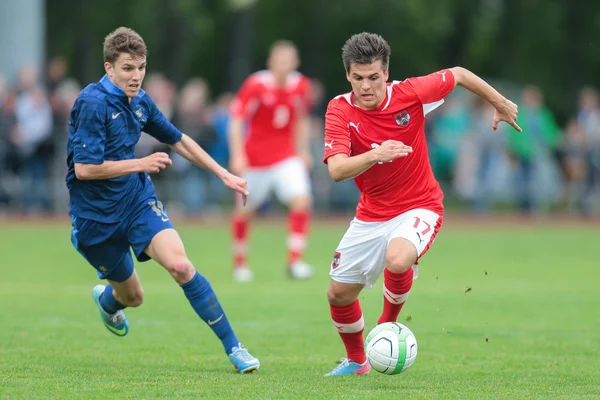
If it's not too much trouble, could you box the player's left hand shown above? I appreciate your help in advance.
[222,171,249,206]
[493,98,522,132]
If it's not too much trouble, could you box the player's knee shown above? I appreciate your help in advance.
[165,258,195,284]
[122,290,144,307]
[386,252,415,274]
[327,286,353,306]
[288,195,311,211]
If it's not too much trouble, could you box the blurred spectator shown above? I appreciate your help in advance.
[171,78,222,214]
[576,87,600,214]
[560,118,587,212]
[210,92,234,167]
[429,95,471,185]
[13,66,54,212]
[506,85,561,214]
[138,72,176,157]
[455,97,510,212]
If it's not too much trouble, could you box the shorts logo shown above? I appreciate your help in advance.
[332,251,341,269]
[394,110,410,127]
[148,200,169,222]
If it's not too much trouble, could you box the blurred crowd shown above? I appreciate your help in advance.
[1,60,599,216]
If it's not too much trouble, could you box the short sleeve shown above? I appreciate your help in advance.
[72,97,107,165]
[142,95,183,145]
[405,69,455,105]
[323,101,351,164]
[230,77,258,118]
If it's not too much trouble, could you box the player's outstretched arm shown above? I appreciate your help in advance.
[449,67,522,132]
[295,115,313,169]
[74,152,172,180]
[227,116,248,176]
[327,140,413,182]
[170,134,249,204]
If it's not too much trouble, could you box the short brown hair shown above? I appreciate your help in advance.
[103,27,147,64]
[342,32,391,73]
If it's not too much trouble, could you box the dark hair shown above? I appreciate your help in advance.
[103,27,147,64]
[342,32,391,73]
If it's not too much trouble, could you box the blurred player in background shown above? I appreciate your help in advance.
[322,32,521,376]
[228,40,314,282]
[66,27,260,373]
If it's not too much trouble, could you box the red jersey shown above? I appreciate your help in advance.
[323,69,455,222]
[230,70,311,167]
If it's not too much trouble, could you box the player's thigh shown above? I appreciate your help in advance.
[329,219,387,290]
[140,226,195,284]
[71,217,135,283]
[128,198,176,263]
[272,157,311,206]
[237,167,276,211]
[127,199,193,282]
[385,209,443,273]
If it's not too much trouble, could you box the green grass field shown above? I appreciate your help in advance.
[1,218,599,399]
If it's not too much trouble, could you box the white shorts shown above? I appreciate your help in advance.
[329,209,443,289]
[241,156,311,210]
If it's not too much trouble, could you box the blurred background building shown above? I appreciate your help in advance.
[1,0,599,218]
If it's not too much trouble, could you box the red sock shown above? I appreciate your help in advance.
[378,268,414,325]
[287,211,310,265]
[330,300,366,364]
[232,215,248,269]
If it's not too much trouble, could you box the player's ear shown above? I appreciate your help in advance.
[346,71,351,83]
[384,69,389,82]
[104,62,113,77]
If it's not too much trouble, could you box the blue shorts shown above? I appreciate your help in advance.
[70,198,174,282]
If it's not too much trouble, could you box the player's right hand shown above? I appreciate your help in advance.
[372,140,413,163]
[140,152,172,173]
[222,171,249,206]
[229,155,248,176]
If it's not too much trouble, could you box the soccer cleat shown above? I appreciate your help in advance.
[228,344,260,373]
[288,260,314,280]
[92,284,129,337]
[325,358,371,376]
[233,266,253,283]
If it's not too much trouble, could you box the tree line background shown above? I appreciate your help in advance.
[47,0,600,124]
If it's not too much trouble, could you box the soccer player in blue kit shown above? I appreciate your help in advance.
[66,27,260,373]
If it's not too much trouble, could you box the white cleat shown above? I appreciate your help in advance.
[233,266,253,283]
[288,260,314,280]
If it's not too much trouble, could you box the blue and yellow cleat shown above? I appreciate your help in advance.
[325,358,371,376]
[228,344,260,373]
[92,284,129,337]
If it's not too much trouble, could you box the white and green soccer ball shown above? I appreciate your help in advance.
[364,322,418,375]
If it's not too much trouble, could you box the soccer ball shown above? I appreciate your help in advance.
[364,322,418,375]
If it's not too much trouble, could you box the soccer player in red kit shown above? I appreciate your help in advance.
[323,33,521,376]
[229,40,314,282]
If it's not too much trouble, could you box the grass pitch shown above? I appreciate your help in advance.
[0,217,599,399]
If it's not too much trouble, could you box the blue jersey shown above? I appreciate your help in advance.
[66,75,182,222]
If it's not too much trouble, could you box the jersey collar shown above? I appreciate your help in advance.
[99,75,146,99]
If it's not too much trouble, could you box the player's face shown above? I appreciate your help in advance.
[346,61,389,110]
[104,53,147,98]
[268,47,299,82]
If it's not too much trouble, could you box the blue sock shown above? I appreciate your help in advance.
[99,284,126,314]
[181,272,239,354]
